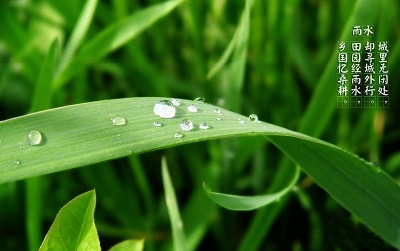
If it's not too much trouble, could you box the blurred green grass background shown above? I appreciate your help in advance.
[0,0,399,250]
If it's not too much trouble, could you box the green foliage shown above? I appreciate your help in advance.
[39,190,100,251]
[0,0,399,250]
[203,165,299,211]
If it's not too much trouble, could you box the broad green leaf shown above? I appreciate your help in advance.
[54,0,183,89]
[0,97,399,249]
[39,190,100,251]
[203,165,299,210]
[108,239,144,251]
[161,157,188,251]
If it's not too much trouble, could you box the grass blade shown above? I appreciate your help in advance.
[0,97,399,248]
[54,0,184,89]
[56,0,98,77]
[202,165,299,210]
[161,157,188,251]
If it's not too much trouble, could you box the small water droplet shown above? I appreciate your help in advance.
[154,100,176,118]
[153,121,162,127]
[216,116,222,121]
[14,160,21,165]
[214,108,221,114]
[199,122,210,129]
[180,119,194,131]
[171,98,180,106]
[238,118,246,125]
[27,130,42,146]
[249,114,258,122]
[187,104,198,113]
[174,132,183,138]
[194,97,205,103]
[111,116,127,126]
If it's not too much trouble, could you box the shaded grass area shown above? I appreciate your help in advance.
[0,0,399,250]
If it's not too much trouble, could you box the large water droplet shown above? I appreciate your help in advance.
[153,121,162,127]
[174,132,183,138]
[111,116,127,126]
[249,114,258,122]
[171,98,180,106]
[194,97,205,103]
[27,130,42,146]
[180,119,194,131]
[214,108,221,115]
[199,122,210,129]
[187,104,198,113]
[14,160,21,165]
[154,100,176,118]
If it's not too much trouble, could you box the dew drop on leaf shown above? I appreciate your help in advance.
[194,97,205,103]
[154,100,176,118]
[216,116,222,121]
[199,122,210,129]
[180,119,194,131]
[171,98,180,106]
[27,130,42,146]
[111,116,127,126]
[187,104,198,113]
[238,118,246,125]
[14,160,21,165]
[174,132,183,138]
[214,108,221,115]
[249,114,258,122]
[153,121,162,127]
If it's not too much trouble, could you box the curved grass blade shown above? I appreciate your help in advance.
[54,0,183,89]
[203,165,299,210]
[39,190,100,251]
[0,97,399,248]
[162,157,188,251]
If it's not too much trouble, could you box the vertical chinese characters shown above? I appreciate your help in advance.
[337,41,349,108]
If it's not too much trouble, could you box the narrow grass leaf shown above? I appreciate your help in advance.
[39,190,100,251]
[0,97,399,248]
[161,157,188,251]
[56,0,98,77]
[108,239,144,251]
[203,165,299,210]
[55,0,183,88]
[30,39,59,113]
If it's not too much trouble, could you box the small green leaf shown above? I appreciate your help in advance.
[108,239,144,251]
[39,190,100,251]
[162,157,188,251]
[203,165,299,211]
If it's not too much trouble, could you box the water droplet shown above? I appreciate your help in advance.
[180,119,194,131]
[154,100,176,118]
[194,97,205,103]
[153,121,162,127]
[249,114,258,122]
[214,108,221,114]
[171,98,180,106]
[187,104,198,113]
[111,116,127,126]
[199,122,210,129]
[27,130,42,146]
[216,116,222,121]
[14,160,21,165]
[238,118,246,125]
[174,132,183,138]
